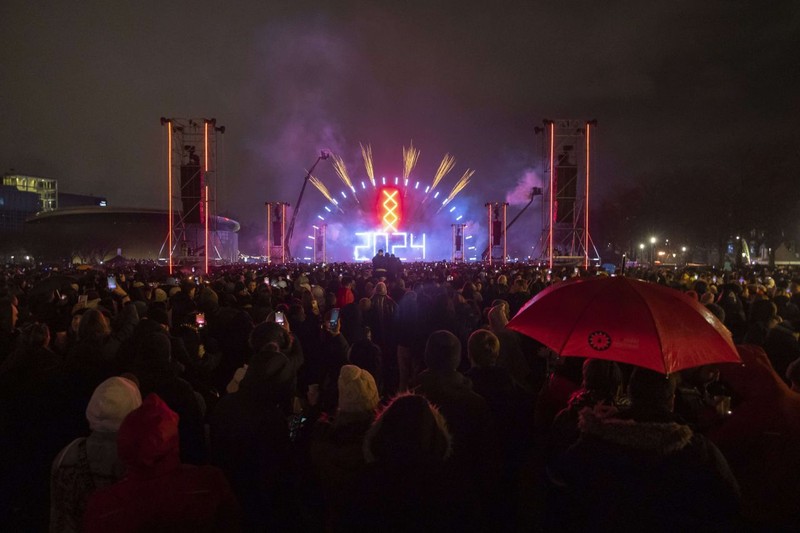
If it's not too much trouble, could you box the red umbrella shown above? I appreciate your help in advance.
[507,275,740,374]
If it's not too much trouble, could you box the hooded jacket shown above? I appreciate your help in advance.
[84,394,239,532]
[551,404,740,531]
[709,344,800,527]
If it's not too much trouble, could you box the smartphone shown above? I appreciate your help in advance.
[275,311,285,325]
[264,277,270,285]
[195,312,206,328]
[107,276,117,290]
[78,294,88,305]
[329,308,340,329]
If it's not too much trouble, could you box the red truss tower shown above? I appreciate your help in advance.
[537,119,598,268]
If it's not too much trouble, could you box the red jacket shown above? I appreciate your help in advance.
[84,394,239,532]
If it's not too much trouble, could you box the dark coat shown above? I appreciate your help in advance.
[550,405,741,531]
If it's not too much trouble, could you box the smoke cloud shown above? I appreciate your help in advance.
[506,169,541,206]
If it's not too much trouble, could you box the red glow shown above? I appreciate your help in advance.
[168,121,173,275]
[585,122,590,269]
[548,122,555,270]
[379,187,400,232]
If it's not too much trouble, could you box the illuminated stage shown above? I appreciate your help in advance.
[298,145,477,263]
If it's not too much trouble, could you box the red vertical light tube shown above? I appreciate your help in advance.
[266,204,271,263]
[585,122,590,269]
[205,185,209,275]
[168,121,173,275]
[204,122,209,274]
[548,122,555,270]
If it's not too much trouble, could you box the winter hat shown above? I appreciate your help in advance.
[153,288,168,303]
[85,376,142,433]
[168,287,181,297]
[424,330,461,373]
[374,282,388,296]
[338,365,379,413]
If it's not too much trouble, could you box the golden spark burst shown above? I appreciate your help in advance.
[309,175,336,206]
[431,153,456,192]
[402,141,420,181]
[360,143,376,187]
[331,154,354,190]
[438,169,474,212]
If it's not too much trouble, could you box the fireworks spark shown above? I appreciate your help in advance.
[402,141,420,181]
[332,154,359,203]
[431,153,456,192]
[438,169,474,212]
[310,175,343,212]
[360,143,376,187]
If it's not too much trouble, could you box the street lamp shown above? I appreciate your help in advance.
[639,243,645,263]
[649,237,657,265]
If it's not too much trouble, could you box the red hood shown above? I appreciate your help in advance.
[117,393,181,478]
[721,344,790,399]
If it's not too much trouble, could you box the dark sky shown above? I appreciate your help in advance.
[2,1,798,254]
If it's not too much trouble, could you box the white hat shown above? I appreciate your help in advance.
[85,377,142,432]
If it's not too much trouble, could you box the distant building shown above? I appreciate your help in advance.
[1,172,107,234]
[0,184,40,232]
[2,173,58,211]
[25,206,240,263]
[58,192,107,208]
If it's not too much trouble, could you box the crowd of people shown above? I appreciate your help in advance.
[2,258,800,530]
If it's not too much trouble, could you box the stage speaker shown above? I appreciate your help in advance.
[492,220,503,246]
[180,164,204,224]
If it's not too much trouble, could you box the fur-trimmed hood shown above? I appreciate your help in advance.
[578,404,694,455]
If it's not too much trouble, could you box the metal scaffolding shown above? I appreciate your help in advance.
[536,119,599,268]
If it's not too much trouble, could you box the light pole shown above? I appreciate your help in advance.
[650,237,657,265]
[639,243,645,263]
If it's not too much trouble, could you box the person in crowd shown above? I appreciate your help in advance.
[84,394,240,531]
[395,289,424,391]
[547,358,623,462]
[125,329,207,464]
[710,345,800,528]
[336,277,355,308]
[341,393,483,531]
[366,281,397,392]
[209,339,293,531]
[0,321,61,394]
[50,376,142,533]
[0,299,20,365]
[549,367,740,530]
[414,330,499,526]
[310,365,380,530]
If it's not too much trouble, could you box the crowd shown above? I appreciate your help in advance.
[2,258,800,531]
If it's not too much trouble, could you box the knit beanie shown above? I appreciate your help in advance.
[338,365,380,413]
[85,376,142,432]
[153,288,168,303]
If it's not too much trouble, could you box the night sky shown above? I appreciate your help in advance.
[2,1,798,254]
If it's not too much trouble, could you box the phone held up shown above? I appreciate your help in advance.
[329,307,340,330]
[107,276,117,290]
[195,312,206,328]
[275,311,286,325]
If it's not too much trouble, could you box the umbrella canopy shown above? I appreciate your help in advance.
[28,274,78,297]
[507,276,740,374]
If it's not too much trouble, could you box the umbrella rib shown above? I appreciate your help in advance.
[630,280,666,373]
